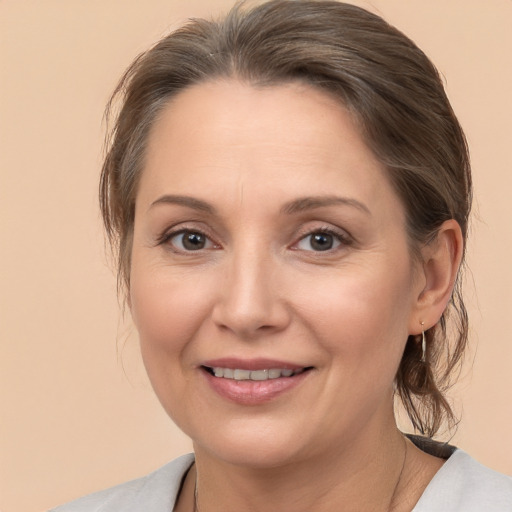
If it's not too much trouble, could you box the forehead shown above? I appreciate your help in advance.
[147,80,365,153]
[138,80,402,221]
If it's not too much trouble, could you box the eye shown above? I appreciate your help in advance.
[168,230,214,251]
[295,230,344,252]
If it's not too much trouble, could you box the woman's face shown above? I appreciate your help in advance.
[130,81,424,467]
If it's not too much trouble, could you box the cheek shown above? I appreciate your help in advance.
[128,265,220,427]
[294,262,414,364]
[129,265,216,360]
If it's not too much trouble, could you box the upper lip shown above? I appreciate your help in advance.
[201,358,308,371]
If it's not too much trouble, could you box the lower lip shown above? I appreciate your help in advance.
[201,368,311,405]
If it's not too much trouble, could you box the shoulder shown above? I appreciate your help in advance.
[49,453,195,512]
[414,449,512,511]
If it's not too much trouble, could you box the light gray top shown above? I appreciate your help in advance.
[50,447,512,511]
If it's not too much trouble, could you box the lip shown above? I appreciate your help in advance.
[201,357,304,371]
[199,358,313,405]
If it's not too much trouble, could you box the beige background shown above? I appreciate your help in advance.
[1,1,511,511]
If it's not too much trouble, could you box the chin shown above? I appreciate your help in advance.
[188,417,315,469]
[198,439,304,469]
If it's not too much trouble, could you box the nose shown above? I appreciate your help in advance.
[211,248,291,339]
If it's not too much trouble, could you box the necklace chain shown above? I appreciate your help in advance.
[193,435,408,512]
[388,434,408,511]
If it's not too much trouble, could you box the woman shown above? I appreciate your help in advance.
[52,1,512,510]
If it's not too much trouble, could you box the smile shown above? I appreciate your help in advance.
[204,367,308,381]
[200,361,314,404]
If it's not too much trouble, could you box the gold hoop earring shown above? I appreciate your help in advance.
[420,322,426,363]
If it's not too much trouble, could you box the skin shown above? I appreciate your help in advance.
[129,81,462,511]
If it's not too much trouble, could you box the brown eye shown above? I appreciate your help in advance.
[170,230,212,251]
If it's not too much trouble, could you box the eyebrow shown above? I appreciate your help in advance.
[148,194,370,216]
[148,195,216,214]
[281,196,371,216]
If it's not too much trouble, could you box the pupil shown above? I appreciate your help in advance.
[311,233,333,251]
[183,232,205,250]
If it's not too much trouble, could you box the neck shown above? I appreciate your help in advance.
[192,427,408,512]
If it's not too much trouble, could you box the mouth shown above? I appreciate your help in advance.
[199,360,314,404]
[202,366,312,381]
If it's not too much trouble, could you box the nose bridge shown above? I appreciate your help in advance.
[212,236,288,337]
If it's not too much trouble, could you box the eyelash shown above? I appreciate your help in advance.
[156,225,353,254]
[292,226,353,253]
[157,226,219,252]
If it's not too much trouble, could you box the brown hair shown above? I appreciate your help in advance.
[101,0,472,437]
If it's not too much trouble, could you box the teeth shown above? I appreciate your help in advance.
[250,370,269,381]
[223,368,234,379]
[210,367,303,381]
[234,369,251,380]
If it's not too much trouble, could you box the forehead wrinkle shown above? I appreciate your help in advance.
[239,181,245,210]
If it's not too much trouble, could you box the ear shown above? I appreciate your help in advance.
[409,219,464,335]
